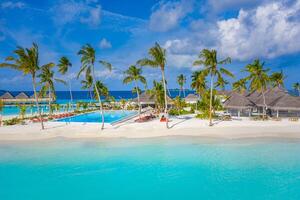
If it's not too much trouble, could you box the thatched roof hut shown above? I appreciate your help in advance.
[223,92,255,109]
[132,92,173,105]
[184,94,199,104]
[269,94,300,111]
[217,90,232,96]
[0,92,14,99]
[250,87,288,107]
[15,92,29,99]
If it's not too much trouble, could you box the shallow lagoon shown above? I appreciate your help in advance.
[0,138,300,200]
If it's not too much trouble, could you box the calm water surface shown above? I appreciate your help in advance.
[0,138,300,200]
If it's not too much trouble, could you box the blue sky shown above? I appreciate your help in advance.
[0,0,300,91]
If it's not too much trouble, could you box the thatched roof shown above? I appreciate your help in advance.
[269,94,300,111]
[217,90,232,96]
[0,92,14,99]
[132,92,172,104]
[15,92,29,99]
[223,92,255,109]
[184,94,199,103]
[249,87,288,106]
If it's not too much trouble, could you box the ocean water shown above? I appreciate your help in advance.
[0,138,300,200]
[55,110,137,123]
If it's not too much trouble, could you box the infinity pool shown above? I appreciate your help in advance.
[0,138,300,200]
[55,110,137,123]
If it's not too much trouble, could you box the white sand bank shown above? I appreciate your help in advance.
[0,115,300,141]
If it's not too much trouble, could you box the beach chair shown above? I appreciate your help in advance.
[289,117,299,122]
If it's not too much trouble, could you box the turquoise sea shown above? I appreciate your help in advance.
[0,138,300,200]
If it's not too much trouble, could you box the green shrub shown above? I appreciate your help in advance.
[3,118,23,126]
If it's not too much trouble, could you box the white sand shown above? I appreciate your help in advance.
[0,115,300,141]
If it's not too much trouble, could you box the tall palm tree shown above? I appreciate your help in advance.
[177,74,186,97]
[81,73,93,103]
[137,42,169,128]
[233,78,247,94]
[293,82,300,96]
[191,70,207,97]
[270,71,285,88]
[193,49,233,126]
[123,65,146,118]
[77,44,112,130]
[245,59,270,117]
[58,57,73,110]
[38,65,65,114]
[0,43,54,130]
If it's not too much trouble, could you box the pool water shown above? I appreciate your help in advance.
[55,110,137,123]
[0,138,300,200]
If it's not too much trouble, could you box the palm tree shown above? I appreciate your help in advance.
[77,44,112,130]
[191,70,207,96]
[137,42,169,128]
[81,73,93,103]
[270,71,285,88]
[58,57,73,110]
[293,82,300,96]
[245,59,270,117]
[123,65,146,118]
[193,49,233,126]
[0,43,54,130]
[148,80,165,112]
[233,78,247,94]
[177,74,186,97]
[38,65,66,114]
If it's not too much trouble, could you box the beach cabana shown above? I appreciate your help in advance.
[0,92,14,99]
[269,94,300,117]
[223,92,255,117]
[184,94,199,104]
[15,92,29,99]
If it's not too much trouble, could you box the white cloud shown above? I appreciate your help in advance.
[149,0,193,32]
[51,0,101,27]
[0,1,25,9]
[207,0,269,13]
[99,38,112,49]
[95,69,122,80]
[217,0,300,60]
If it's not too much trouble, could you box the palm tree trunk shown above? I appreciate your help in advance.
[183,85,186,97]
[32,76,44,130]
[262,90,267,117]
[178,86,181,97]
[209,74,214,126]
[48,86,51,115]
[92,67,105,130]
[161,69,169,128]
[68,80,73,111]
[135,81,141,118]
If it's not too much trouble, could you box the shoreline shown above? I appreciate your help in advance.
[0,116,300,142]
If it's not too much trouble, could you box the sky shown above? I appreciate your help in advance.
[0,0,300,91]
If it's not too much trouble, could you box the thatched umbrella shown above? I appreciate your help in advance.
[15,92,29,99]
[0,92,14,99]
[224,92,255,117]
[184,94,199,104]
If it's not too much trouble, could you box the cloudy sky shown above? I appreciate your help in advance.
[0,0,300,91]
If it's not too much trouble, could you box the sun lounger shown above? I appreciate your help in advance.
[289,117,299,122]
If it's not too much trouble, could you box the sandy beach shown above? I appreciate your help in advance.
[0,115,300,141]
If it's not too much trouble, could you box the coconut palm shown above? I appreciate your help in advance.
[245,59,270,116]
[148,80,165,112]
[215,76,229,91]
[38,65,66,114]
[193,49,233,126]
[270,71,285,88]
[233,78,247,94]
[293,82,300,96]
[191,70,208,97]
[123,65,146,118]
[0,43,54,130]
[77,44,112,130]
[137,42,169,128]
[81,73,93,103]
[177,74,186,97]
[58,57,73,110]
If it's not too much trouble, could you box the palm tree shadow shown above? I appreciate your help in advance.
[169,116,192,128]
